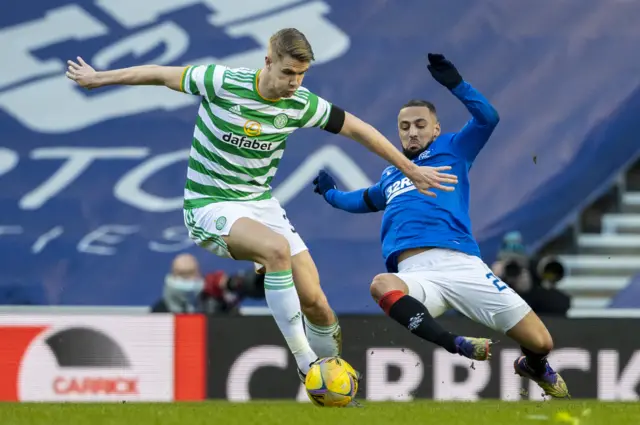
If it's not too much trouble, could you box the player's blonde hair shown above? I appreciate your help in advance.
[269,28,315,62]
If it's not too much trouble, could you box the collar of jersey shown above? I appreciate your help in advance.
[254,69,281,103]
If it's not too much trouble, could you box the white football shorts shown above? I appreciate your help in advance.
[394,248,531,333]
[183,197,307,266]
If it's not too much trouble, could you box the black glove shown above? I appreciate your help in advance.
[312,170,337,198]
[427,53,463,90]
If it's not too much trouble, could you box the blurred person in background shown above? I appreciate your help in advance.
[526,255,570,316]
[491,231,534,296]
[151,253,204,313]
[151,253,266,314]
[492,231,570,316]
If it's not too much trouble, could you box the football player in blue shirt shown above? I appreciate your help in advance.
[313,54,569,399]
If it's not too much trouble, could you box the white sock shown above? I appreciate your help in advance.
[304,314,342,358]
[265,270,317,373]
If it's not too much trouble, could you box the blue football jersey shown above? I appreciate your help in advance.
[376,135,482,272]
[325,81,499,272]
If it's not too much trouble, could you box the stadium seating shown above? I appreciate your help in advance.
[556,159,640,315]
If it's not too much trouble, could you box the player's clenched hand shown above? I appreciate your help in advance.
[66,57,100,89]
[313,170,337,199]
[427,53,463,90]
[408,165,458,198]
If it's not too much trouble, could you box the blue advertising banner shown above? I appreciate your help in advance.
[1,0,639,310]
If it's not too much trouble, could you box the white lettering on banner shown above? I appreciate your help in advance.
[0,226,24,237]
[1,225,195,256]
[20,148,149,210]
[77,225,140,255]
[0,148,19,178]
[226,345,288,402]
[114,149,189,212]
[148,227,194,253]
[206,0,302,27]
[598,350,640,400]
[0,1,350,133]
[0,74,195,134]
[5,145,368,212]
[31,226,64,254]
[97,0,202,28]
[96,0,300,28]
[93,22,189,71]
[0,144,372,256]
[433,349,491,401]
[220,1,350,70]
[53,377,139,395]
[0,5,108,90]
[273,145,373,206]
[365,348,423,401]
[204,346,640,402]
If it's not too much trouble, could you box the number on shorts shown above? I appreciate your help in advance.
[282,213,297,233]
[486,272,508,292]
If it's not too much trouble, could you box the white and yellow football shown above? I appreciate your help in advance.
[304,356,359,407]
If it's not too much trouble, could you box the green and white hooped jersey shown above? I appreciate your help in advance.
[180,64,332,209]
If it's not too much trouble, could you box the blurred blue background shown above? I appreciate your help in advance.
[2,0,640,312]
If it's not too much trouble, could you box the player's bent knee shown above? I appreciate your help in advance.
[260,235,291,270]
[370,273,406,302]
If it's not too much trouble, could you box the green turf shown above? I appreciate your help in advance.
[1,400,637,425]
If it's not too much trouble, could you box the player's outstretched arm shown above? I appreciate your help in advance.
[312,170,385,214]
[426,53,500,161]
[66,56,185,92]
[338,112,458,197]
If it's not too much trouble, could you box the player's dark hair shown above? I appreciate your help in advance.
[270,28,315,62]
[402,99,437,116]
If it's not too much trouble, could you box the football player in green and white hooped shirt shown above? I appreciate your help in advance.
[66,28,458,383]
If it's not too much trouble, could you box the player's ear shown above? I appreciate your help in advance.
[434,121,441,138]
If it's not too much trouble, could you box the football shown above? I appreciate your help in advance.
[304,356,359,407]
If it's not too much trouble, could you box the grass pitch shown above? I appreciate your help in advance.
[1,400,637,425]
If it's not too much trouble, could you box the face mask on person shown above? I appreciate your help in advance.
[163,275,205,313]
